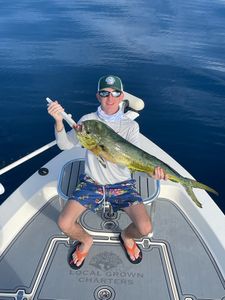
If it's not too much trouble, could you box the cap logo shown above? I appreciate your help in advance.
[105,76,115,85]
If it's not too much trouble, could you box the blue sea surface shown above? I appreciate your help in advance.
[0,0,224,213]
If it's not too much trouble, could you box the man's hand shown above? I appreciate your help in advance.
[47,100,66,132]
[47,100,65,122]
[153,166,168,180]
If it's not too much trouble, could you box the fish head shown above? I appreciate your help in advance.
[82,119,107,135]
[75,120,105,150]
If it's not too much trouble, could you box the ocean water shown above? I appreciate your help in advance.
[0,0,224,213]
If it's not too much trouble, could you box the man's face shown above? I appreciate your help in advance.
[96,88,124,115]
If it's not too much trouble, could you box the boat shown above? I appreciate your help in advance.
[0,93,224,300]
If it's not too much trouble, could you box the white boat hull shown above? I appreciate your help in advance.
[0,134,224,300]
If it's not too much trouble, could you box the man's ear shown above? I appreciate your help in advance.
[118,91,124,103]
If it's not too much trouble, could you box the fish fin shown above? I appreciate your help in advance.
[97,156,107,168]
[185,186,202,208]
[188,178,219,196]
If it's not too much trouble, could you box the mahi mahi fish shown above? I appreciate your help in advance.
[75,119,218,208]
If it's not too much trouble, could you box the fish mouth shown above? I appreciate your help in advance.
[75,123,88,135]
[75,124,83,133]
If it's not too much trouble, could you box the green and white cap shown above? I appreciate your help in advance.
[97,75,123,91]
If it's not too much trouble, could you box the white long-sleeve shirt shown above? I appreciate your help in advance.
[55,112,140,185]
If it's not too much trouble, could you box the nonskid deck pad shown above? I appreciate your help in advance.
[32,238,177,300]
[0,197,224,300]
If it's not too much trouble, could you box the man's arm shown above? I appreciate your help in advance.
[48,100,80,150]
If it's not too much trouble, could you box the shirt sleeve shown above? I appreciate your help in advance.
[55,127,79,150]
[54,116,85,150]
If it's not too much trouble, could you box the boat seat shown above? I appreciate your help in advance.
[58,159,160,210]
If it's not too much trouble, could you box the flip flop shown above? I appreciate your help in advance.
[119,233,142,264]
[68,242,88,270]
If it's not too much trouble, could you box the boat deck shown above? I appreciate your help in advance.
[0,194,224,300]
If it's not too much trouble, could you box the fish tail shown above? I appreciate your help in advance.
[187,178,219,196]
[185,186,202,208]
[183,178,219,208]
[168,174,218,197]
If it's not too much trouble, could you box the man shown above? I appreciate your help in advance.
[48,75,167,269]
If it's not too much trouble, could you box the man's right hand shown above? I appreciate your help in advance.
[47,100,65,122]
[47,100,65,132]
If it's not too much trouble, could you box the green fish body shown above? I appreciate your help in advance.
[76,119,218,208]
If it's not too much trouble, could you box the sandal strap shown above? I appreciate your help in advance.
[123,240,138,257]
[74,246,88,261]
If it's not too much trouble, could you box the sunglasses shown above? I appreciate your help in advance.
[98,90,122,98]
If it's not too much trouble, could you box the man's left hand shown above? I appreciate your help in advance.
[153,167,168,180]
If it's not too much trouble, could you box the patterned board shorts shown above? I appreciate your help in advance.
[69,174,143,212]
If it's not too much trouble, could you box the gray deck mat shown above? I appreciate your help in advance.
[0,196,224,300]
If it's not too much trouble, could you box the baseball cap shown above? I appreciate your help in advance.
[97,75,123,91]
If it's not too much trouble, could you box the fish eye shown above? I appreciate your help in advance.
[85,127,90,134]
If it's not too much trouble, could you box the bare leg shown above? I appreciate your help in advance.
[58,200,93,267]
[121,203,152,261]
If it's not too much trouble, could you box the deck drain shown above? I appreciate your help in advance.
[102,210,118,220]
[102,220,117,230]
[94,286,115,300]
